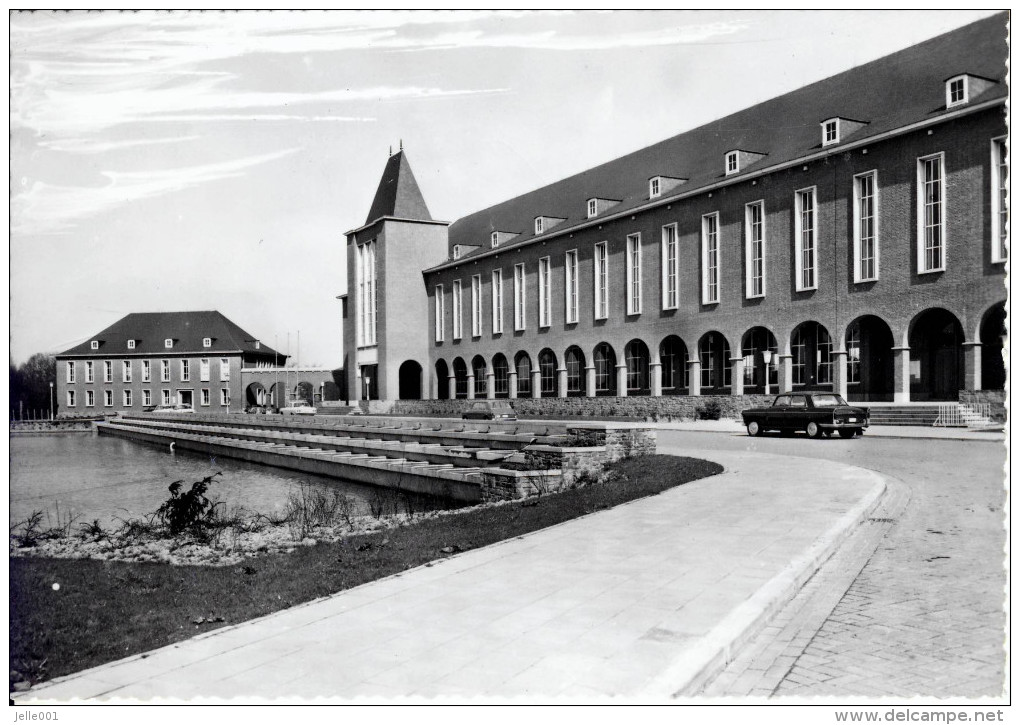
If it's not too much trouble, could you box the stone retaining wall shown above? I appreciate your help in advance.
[958,389,1007,422]
[393,394,773,421]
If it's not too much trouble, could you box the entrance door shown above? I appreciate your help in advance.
[177,390,194,409]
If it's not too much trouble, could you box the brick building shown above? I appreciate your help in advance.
[56,311,285,416]
[345,14,1007,409]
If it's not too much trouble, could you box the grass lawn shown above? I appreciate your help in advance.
[10,454,721,687]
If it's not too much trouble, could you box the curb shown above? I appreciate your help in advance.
[642,465,888,699]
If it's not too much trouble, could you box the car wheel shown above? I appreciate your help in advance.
[806,421,821,438]
[838,429,856,439]
[855,428,864,437]
[746,421,761,436]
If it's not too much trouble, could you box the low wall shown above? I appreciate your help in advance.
[393,395,773,421]
[958,389,1007,422]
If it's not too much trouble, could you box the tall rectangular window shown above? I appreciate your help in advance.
[594,242,608,320]
[795,188,818,290]
[564,250,578,324]
[847,323,861,385]
[86,390,94,407]
[538,257,551,327]
[854,171,879,282]
[491,271,503,334]
[745,202,765,298]
[66,361,75,383]
[356,240,377,346]
[514,263,526,331]
[86,361,94,383]
[162,389,171,406]
[142,360,151,382]
[123,390,133,407]
[200,358,210,382]
[143,389,152,407]
[103,389,113,407]
[701,213,720,304]
[220,358,230,382]
[992,139,1008,263]
[471,275,482,337]
[161,359,170,382]
[201,389,211,406]
[181,359,190,382]
[434,285,445,342]
[917,153,945,273]
[123,360,132,382]
[452,279,463,340]
[103,360,113,383]
[67,390,76,407]
[626,233,642,315]
[661,224,679,309]
[221,388,230,406]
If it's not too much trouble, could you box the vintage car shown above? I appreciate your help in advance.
[741,393,869,438]
[462,400,518,421]
[280,400,316,416]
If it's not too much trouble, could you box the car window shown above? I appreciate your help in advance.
[789,396,808,408]
[811,394,843,407]
[472,402,488,410]
[774,395,791,406]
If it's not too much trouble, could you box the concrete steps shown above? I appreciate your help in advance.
[865,406,941,426]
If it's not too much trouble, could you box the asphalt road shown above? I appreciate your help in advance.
[659,429,1008,698]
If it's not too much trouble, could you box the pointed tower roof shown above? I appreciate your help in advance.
[364,150,433,225]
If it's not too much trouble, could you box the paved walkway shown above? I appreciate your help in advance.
[17,451,884,702]
[647,419,1005,442]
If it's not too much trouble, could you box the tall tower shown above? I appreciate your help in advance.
[342,149,449,403]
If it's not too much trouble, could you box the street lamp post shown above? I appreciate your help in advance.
[49,382,54,420]
[761,351,773,396]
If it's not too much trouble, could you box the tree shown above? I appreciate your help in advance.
[10,353,56,418]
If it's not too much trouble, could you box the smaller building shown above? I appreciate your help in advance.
[56,311,285,416]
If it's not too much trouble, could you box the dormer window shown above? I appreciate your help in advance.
[650,178,661,198]
[90,340,99,350]
[726,151,739,175]
[587,199,598,218]
[164,339,173,349]
[203,337,212,348]
[255,340,261,349]
[453,245,463,260]
[491,231,499,248]
[823,119,839,146]
[127,340,136,350]
[535,217,544,235]
[947,76,967,107]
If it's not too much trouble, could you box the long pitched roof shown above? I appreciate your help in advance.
[438,12,1007,268]
[57,311,285,358]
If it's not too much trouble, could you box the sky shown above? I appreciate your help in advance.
[8,9,1001,367]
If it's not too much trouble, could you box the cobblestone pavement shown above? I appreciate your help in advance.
[661,432,1008,699]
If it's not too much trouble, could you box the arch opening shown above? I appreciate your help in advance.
[398,360,423,400]
[698,331,731,393]
[909,308,964,401]
[624,339,650,395]
[845,316,894,402]
[565,346,586,396]
[593,343,617,396]
[790,321,833,391]
[741,327,778,393]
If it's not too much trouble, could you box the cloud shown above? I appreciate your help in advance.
[12,147,299,236]
[38,135,202,153]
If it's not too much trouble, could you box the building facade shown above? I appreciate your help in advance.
[348,14,1007,407]
[56,311,285,416]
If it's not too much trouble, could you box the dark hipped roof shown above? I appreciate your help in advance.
[364,150,433,224]
[57,311,286,358]
[440,12,1007,266]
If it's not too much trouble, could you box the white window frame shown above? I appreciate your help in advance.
[123,390,133,407]
[356,240,378,347]
[66,361,75,383]
[86,390,95,407]
[744,201,766,298]
[219,358,230,382]
[916,153,947,274]
[491,270,503,334]
[435,285,445,342]
[103,389,113,408]
[514,263,526,331]
[822,119,839,147]
[471,274,483,337]
[991,137,1008,264]
[565,250,579,324]
[853,171,880,282]
[594,241,609,320]
[181,359,190,382]
[200,358,210,382]
[103,360,112,383]
[164,339,173,349]
[587,199,597,218]
[946,75,968,108]
[452,279,463,340]
[202,337,212,348]
[143,389,152,407]
[162,389,172,406]
[661,223,679,310]
[90,340,99,350]
[491,231,499,248]
[538,257,552,327]
[201,389,211,407]
[85,361,94,383]
[67,390,76,407]
[725,151,739,175]
[221,388,230,406]
[535,217,544,235]
[142,360,151,382]
[649,177,661,198]
[127,339,135,350]
[701,213,721,304]
[795,187,819,291]
[626,233,642,315]
[122,360,132,383]
[161,359,170,382]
